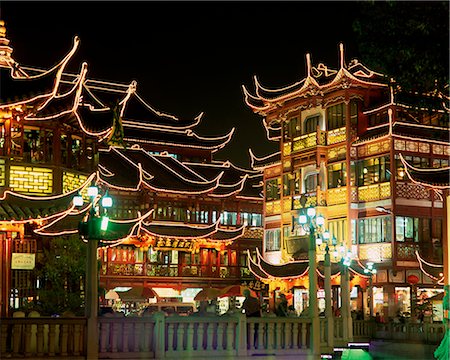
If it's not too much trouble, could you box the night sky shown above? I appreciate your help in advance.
[1,1,358,167]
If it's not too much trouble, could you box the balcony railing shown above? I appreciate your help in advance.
[327,126,346,145]
[327,187,347,206]
[265,200,281,215]
[358,182,391,202]
[290,130,326,153]
[102,263,249,279]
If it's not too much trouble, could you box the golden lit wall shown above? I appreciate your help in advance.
[9,166,52,194]
[0,158,5,187]
[63,172,88,193]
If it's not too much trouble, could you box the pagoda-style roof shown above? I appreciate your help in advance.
[243,44,388,115]
[249,149,281,170]
[97,146,262,199]
[0,37,80,109]
[353,120,450,146]
[98,147,223,194]
[141,220,245,242]
[35,208,154,246]
[185,160,263,199]
[0,173,95,223]
[248,248,371,281]
[400,154,450,189]
[416,251,444,285]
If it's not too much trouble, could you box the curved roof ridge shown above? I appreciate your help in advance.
[146,150,224,185]
[153,153,209,182]
[12,36,80,81]
[249,148,281,169]
[209,174,248,198]
[122,111,203,131]
[128,91,180,121]
[24,62,88,121]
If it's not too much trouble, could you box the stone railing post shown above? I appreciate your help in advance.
[236,313,247,356]
[301,322,307,349]
[226,320,234,352]
[186,323,194,352]
[153,312,166,359]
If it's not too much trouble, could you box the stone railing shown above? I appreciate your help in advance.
[98,313,312,358]
[2,315,445,359]
[0,317,86,358]
[373,321,445,344]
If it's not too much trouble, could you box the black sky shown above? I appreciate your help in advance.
[1,1,358,167]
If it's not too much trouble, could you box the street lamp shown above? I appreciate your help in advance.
[297,194,324,356]
[364,262,377,319]
[74,185,113,359]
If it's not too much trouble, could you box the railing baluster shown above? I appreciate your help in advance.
[257,321,265,350]
[176,323,184,351]
[226,321,233,351]
[186,323,194,352]
[267,322,275,350]
[197,321,205,350]
[36,324,44,356]
[292,322,299,349]
[301,322,307,349]
[60,324,69,356]
[48,323,56,356]
[217,322,224,350]
[99,321,109,353]
[206,322,214,350]
[168,323,175,351]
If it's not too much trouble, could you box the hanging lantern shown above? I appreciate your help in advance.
[407,274,419,285]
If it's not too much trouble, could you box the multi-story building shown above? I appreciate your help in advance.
[243,44,449,319]
[0,21,264,316]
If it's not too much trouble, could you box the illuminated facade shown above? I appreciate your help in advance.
[0,21,264,316]
[243,45,449,318]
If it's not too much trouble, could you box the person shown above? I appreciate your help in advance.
[275,294,288,317]
[242,289,261,348]
[375,312,381,323]
[242,289,261,317]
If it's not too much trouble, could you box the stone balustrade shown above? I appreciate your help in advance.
[1,314,445,359]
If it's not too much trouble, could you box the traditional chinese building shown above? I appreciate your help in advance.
[243,44,449,319]
[0,21,264,316]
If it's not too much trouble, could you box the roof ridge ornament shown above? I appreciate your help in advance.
[339,43,345,70]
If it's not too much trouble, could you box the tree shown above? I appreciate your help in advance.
[353,1,449,93]
[35,235,86,315]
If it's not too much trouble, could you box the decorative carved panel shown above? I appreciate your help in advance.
[397,243,419,260]
[396,182,430,200]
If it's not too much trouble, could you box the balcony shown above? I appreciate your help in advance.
[327,187,347,206]
[358,182,391,202]
[290,130,326,153]
[265,200,281,215]
[102,262,249,279]
[327,126,346,145]
[292,194,317,210]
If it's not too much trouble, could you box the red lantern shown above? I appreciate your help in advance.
[407,274,419,285]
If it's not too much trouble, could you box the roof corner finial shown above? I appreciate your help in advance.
[339,43,345,69]
[0,20,14,67]
[306,53,312,77]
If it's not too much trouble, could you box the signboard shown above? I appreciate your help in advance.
[11,253,35,270]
